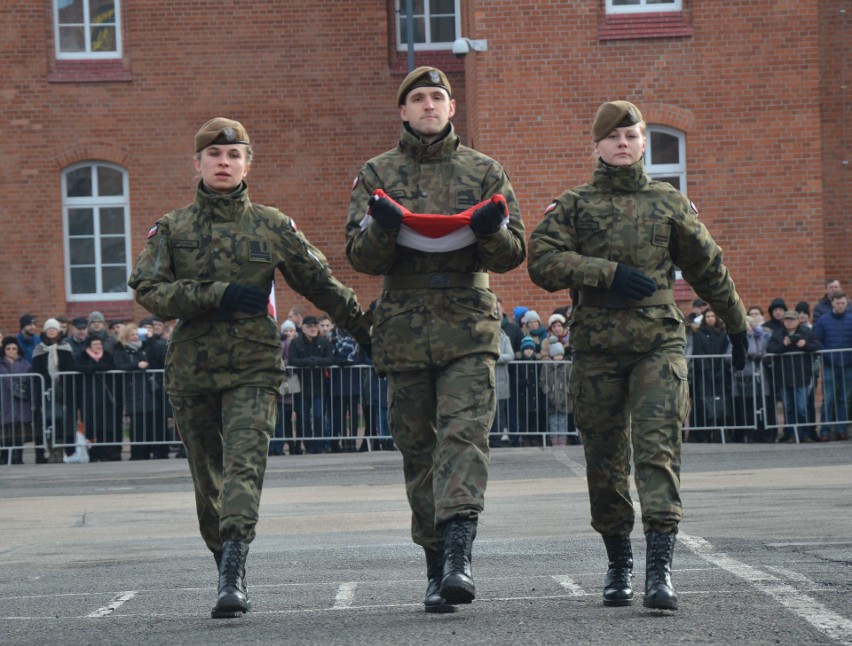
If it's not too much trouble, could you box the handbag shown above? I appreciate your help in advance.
[280,370,301,396]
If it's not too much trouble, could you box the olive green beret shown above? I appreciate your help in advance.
[397,66,452,105]
[591,101,643,142]
[194,117,250,152]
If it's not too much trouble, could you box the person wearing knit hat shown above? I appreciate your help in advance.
[16,314,39,363]
[548,342,565,358]
[548,313,566,329]
[523,310,541,325]
[280,319,297,335]
[346,60,525,614]
[128,115,373,620]
[520,336,536,353]
[763,297,788,335]
[528,99,749,611]
[540,340,570,446]
[32,316,76,463]
[513,306,528,326]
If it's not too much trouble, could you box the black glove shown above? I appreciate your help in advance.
[729,330,748,371]
[469,199,507,235]
[220,284,268,313]
[610,264,657,300]
[368,195,403,229]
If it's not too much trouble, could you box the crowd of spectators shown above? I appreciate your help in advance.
[1,279,850,464]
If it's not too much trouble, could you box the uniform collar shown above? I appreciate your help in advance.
[398,122,459,162]
[591,158,650,194]
[195,181,250,221]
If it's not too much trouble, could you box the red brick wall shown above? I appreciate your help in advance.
[0,1,845,335]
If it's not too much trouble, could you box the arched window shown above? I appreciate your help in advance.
[62,162,132,300]
[645,126,687,193]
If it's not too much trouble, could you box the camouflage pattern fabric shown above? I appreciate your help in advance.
[346,123,525,542]
[128,181,371,398]
[571,350,688,535]
[170,387,276,551]
[388,354,495,550]
[346,124,526,373]
[128,181,370,553]
[528,159,746,536]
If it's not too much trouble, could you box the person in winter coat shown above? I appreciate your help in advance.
[766,311,821,442]
[0,337,34,464]
[31,318,76,461]
[75,335,122,461]
[687,309,731,442]
[539,342,571,446]
[812,291,852,441]
[114,325,167,460]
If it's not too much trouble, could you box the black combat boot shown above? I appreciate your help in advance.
[643,531,678,610]
[424,548,457,613]
[602,534,633,606]
[440,518,477,605]
[211,540,251,618]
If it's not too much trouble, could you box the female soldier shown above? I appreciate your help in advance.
[128,118,371,619]
[528,101,748,611]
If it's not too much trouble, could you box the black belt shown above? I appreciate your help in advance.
[577,289,674,309]
[192,310,265,322]
[382,272,489,290]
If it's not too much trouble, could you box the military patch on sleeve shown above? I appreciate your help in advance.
[544,201,557,215]
[690,201,699,214]
[249,240,272,262]
[147,223,158,239]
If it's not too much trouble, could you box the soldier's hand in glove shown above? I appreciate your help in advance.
[469,197,508,235]
[610,264,658,300]
[220,284,268,313]
[729,330,749,371]
[368,195,403,229]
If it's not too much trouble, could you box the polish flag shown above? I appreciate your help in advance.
[360,189,509,252]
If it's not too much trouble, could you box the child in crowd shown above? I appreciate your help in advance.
[539,342,571,446]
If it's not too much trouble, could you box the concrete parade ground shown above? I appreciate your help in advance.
[1,441,851,645]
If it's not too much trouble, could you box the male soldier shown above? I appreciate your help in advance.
[129,117,371,619]
[528,101,747,611]
[346,67,526,612]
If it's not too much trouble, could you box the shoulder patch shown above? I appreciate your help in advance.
[544,201,557,215]
[147,223,159,239]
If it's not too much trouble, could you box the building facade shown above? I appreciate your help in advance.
[0,0,848,332]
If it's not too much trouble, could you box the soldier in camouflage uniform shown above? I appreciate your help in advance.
[528,101,748,611]
[128,118,371,619]
[345,67,526,612]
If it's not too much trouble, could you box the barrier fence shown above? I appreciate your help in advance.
[1,349,849,463]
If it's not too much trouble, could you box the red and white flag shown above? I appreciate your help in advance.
[360,190,509,252]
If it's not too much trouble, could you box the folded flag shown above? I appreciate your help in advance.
[361,189,509,252]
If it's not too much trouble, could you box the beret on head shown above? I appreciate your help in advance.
[520,336,536,352]
[397,66,452,105]
[592,100,643,142]
[194,117,250,153]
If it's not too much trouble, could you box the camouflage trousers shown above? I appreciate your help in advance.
[570,349,689,536]
[387,353,495,551]
[169,387,277,554]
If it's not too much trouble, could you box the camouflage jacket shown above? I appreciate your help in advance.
[346,124,526,372]
[128,182,369,395]
[528,160,746,355]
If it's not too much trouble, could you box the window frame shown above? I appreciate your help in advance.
[606,0,681,15]
[644,125,687,194]
[395,0,461,51]
[53,0,123,60]
[61,162,133,301]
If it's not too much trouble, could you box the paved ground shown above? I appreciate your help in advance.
[1,441,851,645]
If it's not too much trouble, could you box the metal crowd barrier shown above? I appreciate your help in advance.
[3,349,849,463]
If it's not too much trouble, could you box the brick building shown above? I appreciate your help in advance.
[0,1,848,334]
